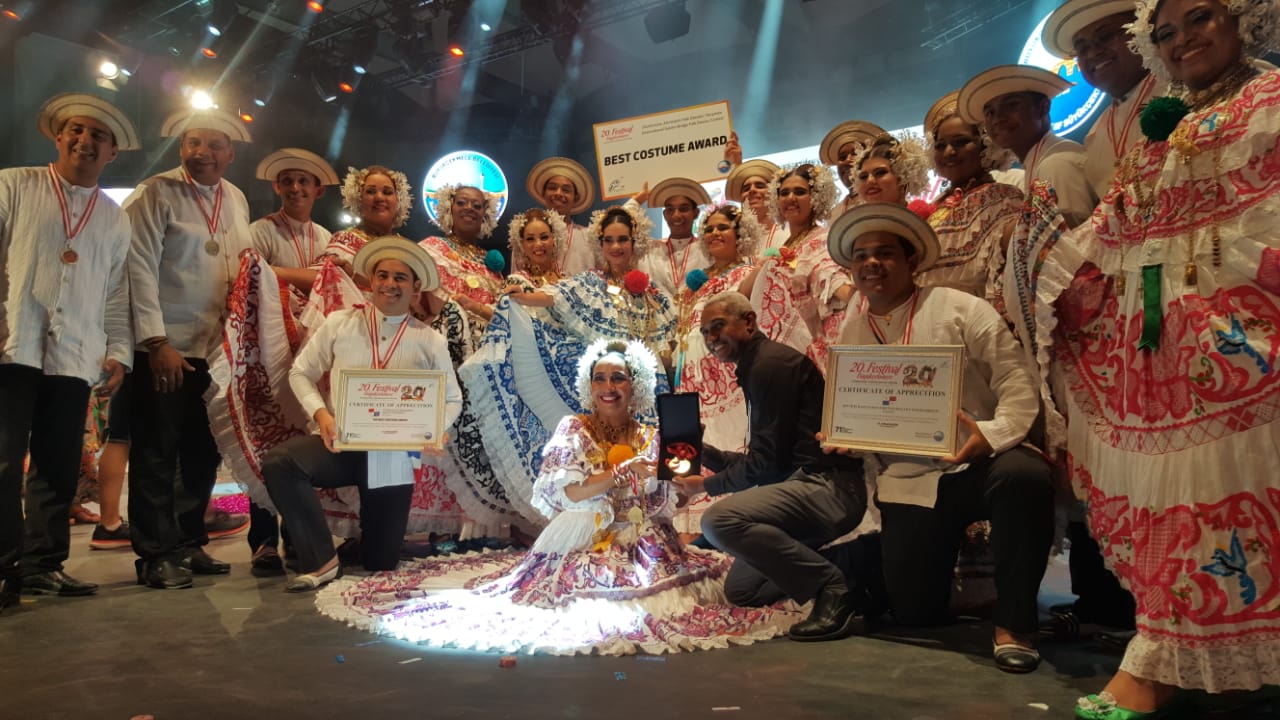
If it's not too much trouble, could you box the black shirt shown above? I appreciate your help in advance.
[702,332,856,495]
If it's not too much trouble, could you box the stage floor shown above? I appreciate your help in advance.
[3,523,1276,720]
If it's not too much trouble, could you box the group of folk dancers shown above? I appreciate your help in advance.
[4,0,1280,717]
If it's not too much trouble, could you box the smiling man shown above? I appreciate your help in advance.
[122,108,254,590]
[1044,0,1157,199]
[526,157,595,276]
[249,147,340,294]
[673,291,868,643]
[827,203,1053,674]
[0,94,140,609]
[958,64,1098,227]
[261,237,461,593]
[634,176,712,297]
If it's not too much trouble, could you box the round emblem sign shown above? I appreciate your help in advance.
[1019,13,1106,136]
[422,150,509,225]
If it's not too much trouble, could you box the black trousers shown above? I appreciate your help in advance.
[878,447,1055,635]
[0,365,92,578]
[247,501,291,552]
[702,467,867,605]
[261,434,412,574]
[1067,519,1137,628]
[126,352,221,561]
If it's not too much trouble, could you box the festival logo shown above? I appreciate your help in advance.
[422,150,509,224]
[1020,13,1106,136]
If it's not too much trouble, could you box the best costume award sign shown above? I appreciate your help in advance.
[593,101,733,201]
[821,345,964,457]
[333,369,447,451]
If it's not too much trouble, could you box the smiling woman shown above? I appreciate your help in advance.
[1028,0,1280,716]
[917,93,1023,303]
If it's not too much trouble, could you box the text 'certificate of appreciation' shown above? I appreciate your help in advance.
[333,369,447,451]
[594,100,733,201]
[821,345,964,458]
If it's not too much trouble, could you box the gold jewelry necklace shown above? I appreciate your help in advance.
[1185,61,1258,112]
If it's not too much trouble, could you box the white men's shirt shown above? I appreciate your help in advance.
[1021,132,1096,229]
[0,166,133,384]
[289,306,463,430]
[1084,74,1159,201]
[837,285,1039,508]
[558,222,595,276]
[125,167,253,357]
[637,235,711,297]
[249,212,333,268]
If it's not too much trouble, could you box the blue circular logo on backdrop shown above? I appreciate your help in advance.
[1020,13,1106,136]
[422,150,509,225]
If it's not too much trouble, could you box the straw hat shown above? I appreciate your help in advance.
[37,93,141,151]
[724,159,780,202]
[353,236,440,291]
[827,202,940,272]
[648,176,711,208]
[819,120,886,165]
[923,91,961,137]
[957,65,1073,124]
[160,108,252,143]
[526,156,595,215]
[1042,0,1137,59]
[255,148,340,185]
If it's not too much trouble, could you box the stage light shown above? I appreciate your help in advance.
[312,71,338,103]
[191,90,215,109]
[99,60,120,79]
[307,1,324,12]
[3,9,20,21]
[339,212,353,225]
[449,45,464,57]
[644,1,691,44]
[338,81,354,93]
[208,24,221,36]
[240,112,254,123]
[253,98,267,107]
[480,22,491,31]
[201,47,217,58]
[348,23,377,76]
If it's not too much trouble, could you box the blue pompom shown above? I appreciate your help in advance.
[484,249,506,273]
[685,268,709,292]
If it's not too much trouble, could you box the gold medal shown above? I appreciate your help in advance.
[466,276,480,289]
[60,248,79,264]
[205,240,220,256]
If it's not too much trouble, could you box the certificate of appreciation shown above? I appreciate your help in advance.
[821,345,964,457]
[332,369,447,451]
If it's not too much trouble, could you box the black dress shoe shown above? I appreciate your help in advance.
[182,547,231,575]
[21,570,98,597]
[136,557,193,589]
[788,586,862,642]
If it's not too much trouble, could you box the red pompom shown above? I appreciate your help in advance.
[623,269,650,295]
[907,199,937,221]
[778,247,797,264]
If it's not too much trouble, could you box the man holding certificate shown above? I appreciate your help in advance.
[826,203,1053,674]
[262,237,462,592]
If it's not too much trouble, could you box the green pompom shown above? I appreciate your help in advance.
[1140,96,1191,142]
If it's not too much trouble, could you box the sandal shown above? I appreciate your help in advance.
[1075,690,1193,719]
[69,505,100,525]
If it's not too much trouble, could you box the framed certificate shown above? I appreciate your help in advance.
[821,345,965,457]
[332,369,448,451]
